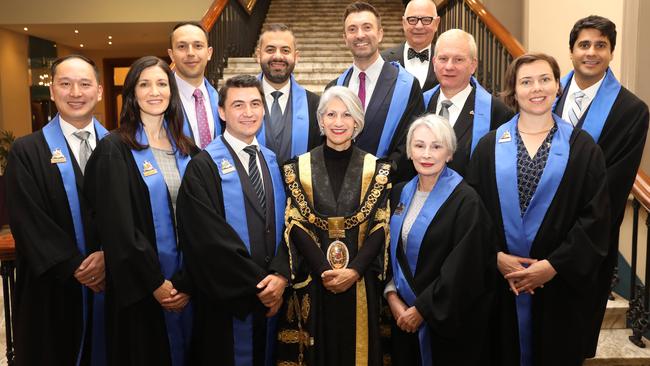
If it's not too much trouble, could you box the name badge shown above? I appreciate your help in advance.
[50,148,67,164]
[498,130,512,143]
[220,158,235,174]
[143,160,158,177]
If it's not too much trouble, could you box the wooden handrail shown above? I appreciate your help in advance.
[438,0,526,58]
[0,232,15,262]
[200,0,229,32]
[632,170,650,212]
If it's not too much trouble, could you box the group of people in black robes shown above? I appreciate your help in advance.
[5,2,650,366]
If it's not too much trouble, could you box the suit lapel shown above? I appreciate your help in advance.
[554,84,570,116]
[426,89,441,112]
[365,62,398,125]
[454,88,476,144]
[224,140,266,220]
[398,42,406,67]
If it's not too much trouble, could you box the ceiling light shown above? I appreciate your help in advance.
[23,27,28,31]
[108,35,112,39]
[108,41,112,45]
[74,29,79,34]
[80,44,84,48]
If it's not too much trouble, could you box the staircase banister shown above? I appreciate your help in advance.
[632,170,650,212]
[438,0,526,58]
[201,0,229,33]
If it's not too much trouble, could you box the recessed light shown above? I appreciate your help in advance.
[108,41,112,45]
[80,44,84,48]
[23,27,28,31]
[74,29,79,34]
[108,35,112,39]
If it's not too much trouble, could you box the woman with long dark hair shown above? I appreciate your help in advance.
[85,56,197,366]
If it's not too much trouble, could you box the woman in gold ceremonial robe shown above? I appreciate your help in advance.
[276,86,391,366]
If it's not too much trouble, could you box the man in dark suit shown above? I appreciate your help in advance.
[168,22,221,148]
[6,54,107,365]
[256,23,321,164]
[327,1,424,182]
[553,15,649,358]
[177,75,289,365]
[381,0,439,91]
[424,29,513,176]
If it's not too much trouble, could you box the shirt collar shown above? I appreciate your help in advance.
[405,42,431,54]
[223,129,260,154]
[262,76,292,97]
[567,72,606,101]
[440,82,473,108]
[59,116,96,140]
[175,73,207,101]
[353,55,384,84]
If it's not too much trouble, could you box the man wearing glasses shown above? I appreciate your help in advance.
[382,0,440,91]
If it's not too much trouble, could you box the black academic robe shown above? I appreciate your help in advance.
[388,181,496,366]
[277,146,390,366]
[555,83,649,356]
[84,133,196,366]
[326,61,424,182]
[381,42,439,91]
[176,144,289,366]
[426,86,514,176]
[465,128,610,366]
[7,131,99,366]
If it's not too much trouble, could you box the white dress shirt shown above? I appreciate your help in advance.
[222,130,264,185]
[59,117,97,166]
[436,83,473,127]
[262,77,291,114]
[561,73,606,123]
[348,55,385,110]
[403,42,432,88]
[175,73,216,146]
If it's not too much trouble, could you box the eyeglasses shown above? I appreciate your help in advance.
[405,16,437,25]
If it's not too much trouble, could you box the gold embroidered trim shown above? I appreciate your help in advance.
[277,329,313,346]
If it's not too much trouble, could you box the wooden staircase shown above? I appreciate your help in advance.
[219,0,406,93]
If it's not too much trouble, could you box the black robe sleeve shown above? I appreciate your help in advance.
[177,152,268,317]
[6,135,83,280]
[84,136,165,308]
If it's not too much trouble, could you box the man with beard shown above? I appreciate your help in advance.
[327,1,424,182]
[553,15,649,358]
[168,22,221,148]
[382,0,439,91]
[256,23,321,164]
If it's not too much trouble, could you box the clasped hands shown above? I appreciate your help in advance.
[321,268,360,294]
[74,250,106,293]
[497,251,557,295]
[386,292,423,333]
[257,274,288,317]
[154,280,190,312]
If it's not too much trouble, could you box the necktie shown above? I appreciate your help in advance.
[439,100,453,122]
[193,88,212,149]
[73,130,92,174]
[407,47,429,62]
[270,91,283,125]
[568,91,586,126]
[243,145,266,213]
[358,72,367,110]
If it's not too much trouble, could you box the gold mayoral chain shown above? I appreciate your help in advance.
[283,162,390,270]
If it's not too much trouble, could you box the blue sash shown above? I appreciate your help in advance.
[256,74,310,157]
[389,167,463,366]
[182,77,221,141]
[559,68,620,142]
[205,137,286,366]
[42,115,108,366]
[423,77,492,155]
[130,125,192,366]
[494,114,571,366]
[336,62,412,157]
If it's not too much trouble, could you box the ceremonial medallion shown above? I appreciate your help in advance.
[50,148,67,164]
[220,158,235,174]
[326,240,349,269]
[142,160,158,177]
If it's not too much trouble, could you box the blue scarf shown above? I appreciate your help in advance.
[256,74,310,157]
[337,61,412,157]
[389,167,463,366]
[205,136,285,366]
[129,124,192,366]
[494,114,571,366]
[42,114,108,366]
[423,76,492,155]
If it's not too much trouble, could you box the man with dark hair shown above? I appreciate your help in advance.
[381,0,440,91]
[422,29,513,176]
[168,22,221,148]
[554,15,649,358]
[6,54,107,365]
[255,23,321,164]
[177,75,289,365]
[327,1,424,182]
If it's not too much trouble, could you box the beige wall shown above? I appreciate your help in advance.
[634,0,650,172]
[480,0,523,44]
[0,28,31,137]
